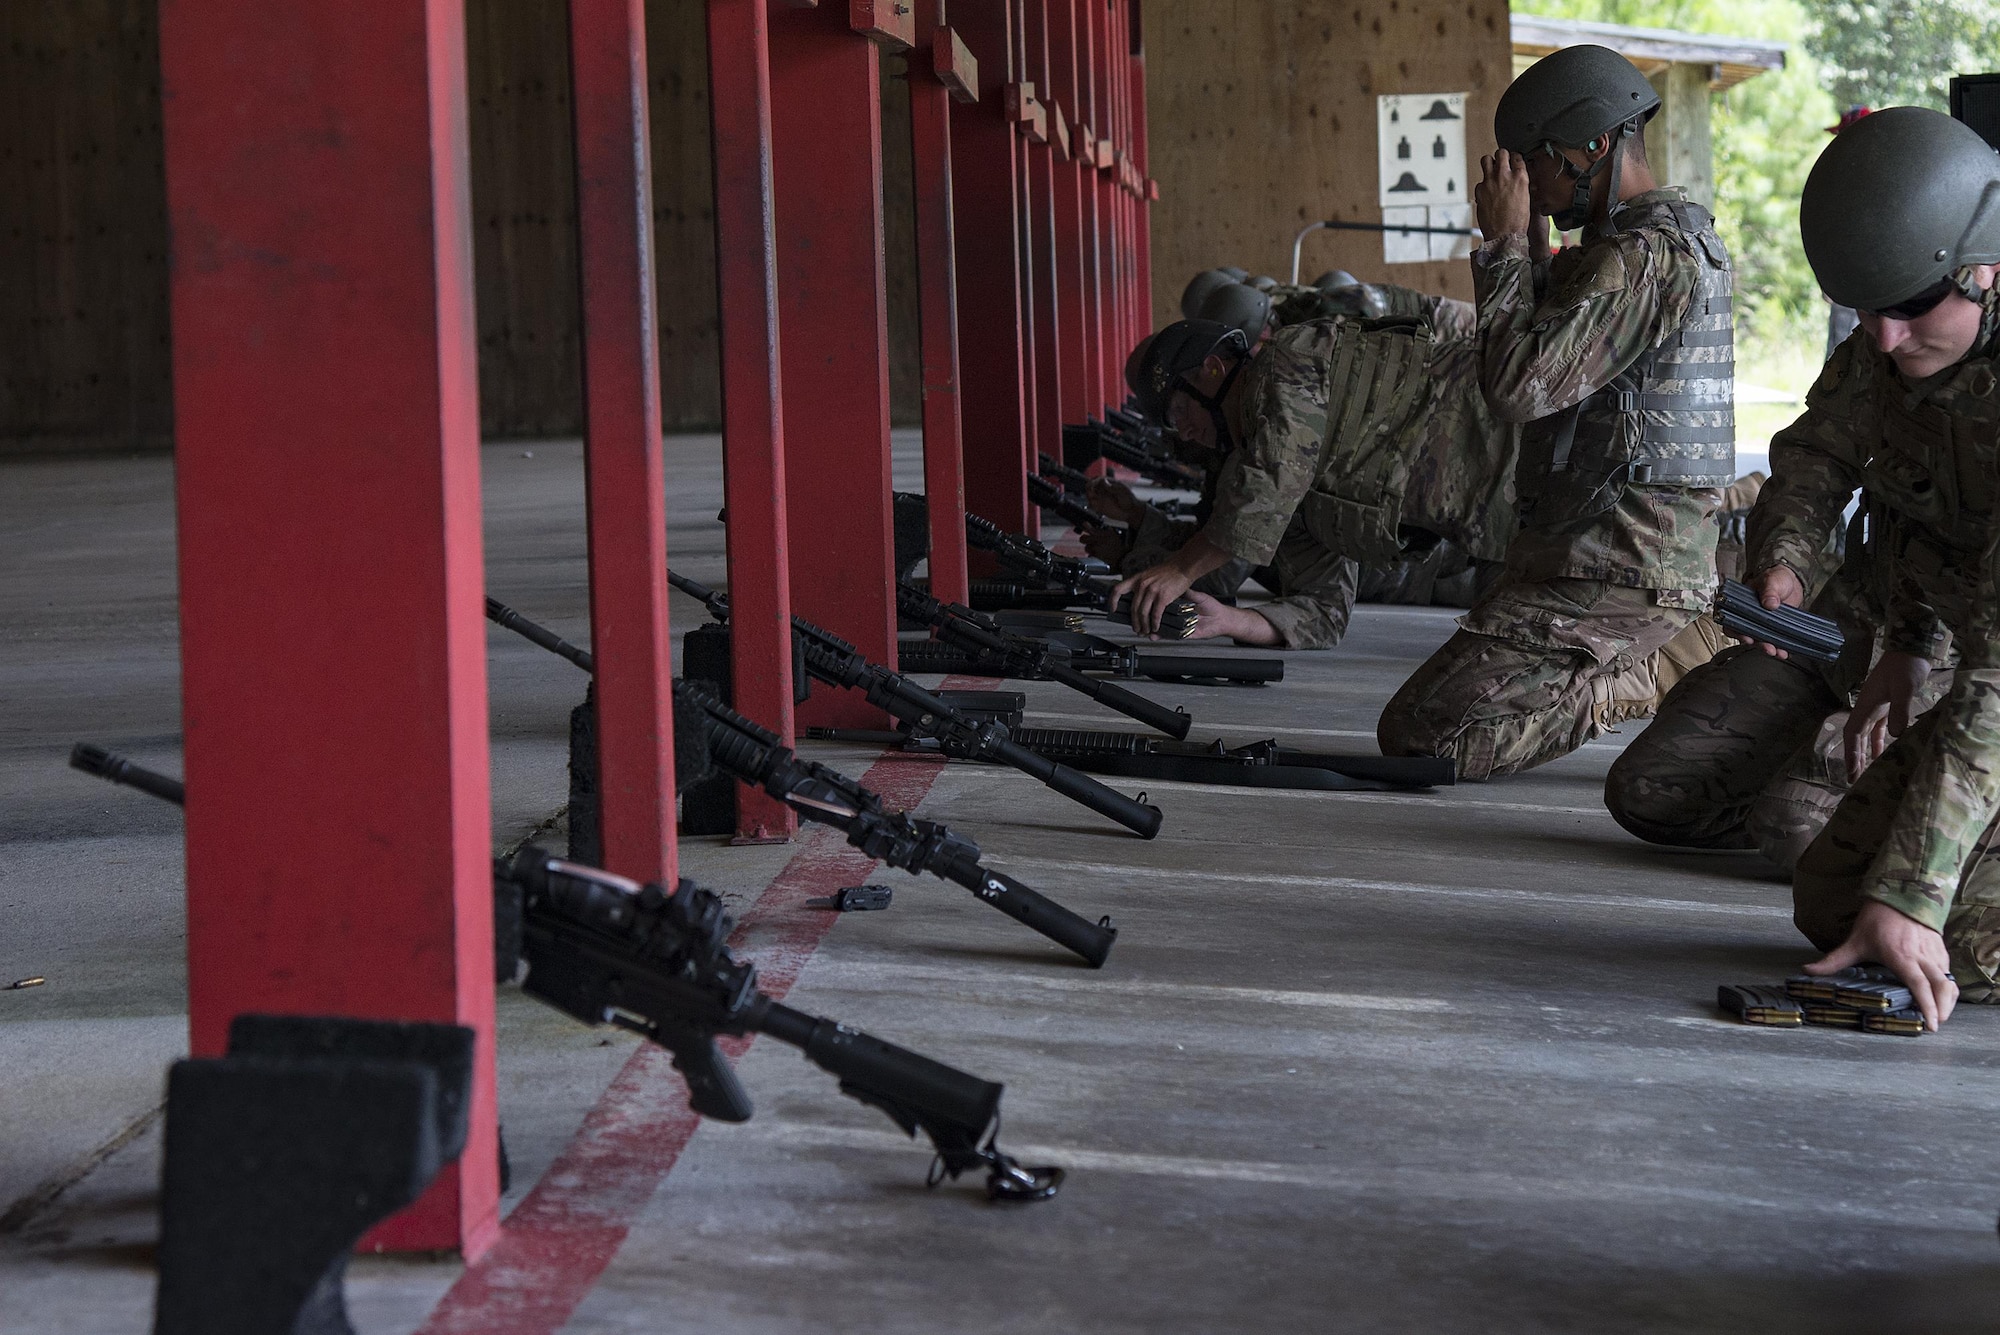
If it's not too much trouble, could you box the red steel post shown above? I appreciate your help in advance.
[949,1,1033,537]
[1086,0,1118,410]
[1131,0,1153,334]
[1047,0,1095,425]
[157,0,499,1254]
[706,0,798,839]
[1022,1,1066,464]
[1010,6,1041,489]
[767,2,899,725]
[570,0,677,883]
[911,3,972,603]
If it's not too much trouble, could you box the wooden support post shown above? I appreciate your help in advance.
[157,0,498,1255]
[570,0,677,884]
[706,0,798,839]
[949,1,1033,537]
[767,2,898,724]
[911,2,972,603]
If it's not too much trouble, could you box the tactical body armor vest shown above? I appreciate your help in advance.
[1516,197,1736,526]
[1290,315,1437,564]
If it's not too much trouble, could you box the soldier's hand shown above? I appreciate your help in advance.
[1803,899,1957,1031]
[1474,151,1533,241]
[1080,524,1129,566]
[1112,563,1197,639]
[1085,478,1145,525]
[1844,650,1929,777]
[1739,565,1807,658]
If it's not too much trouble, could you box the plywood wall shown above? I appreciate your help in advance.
[0,0,922,453]
[1144,0,1513,324]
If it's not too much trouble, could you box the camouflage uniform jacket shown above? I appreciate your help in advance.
[1749,298,2000,930]
[1473,187,1723,600]
[1272,282,1477,342]
[1200,317,1519,570]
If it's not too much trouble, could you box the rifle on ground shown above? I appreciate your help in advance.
[894,580,1193,739]
[483,597,1117,963]
[958,506,1201,636]
[1062,419,1205,492]
[1027,474,1113,533]
[67,745,1062,1200]
[666,570,1164,839]
[807,721,1453,794]
[1714,580,1845,664]
[897,632,1283,686]
[1036,453,1095,496]
[680,681,1117,966]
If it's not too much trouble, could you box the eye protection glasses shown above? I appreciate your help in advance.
[1865,278,1957,321]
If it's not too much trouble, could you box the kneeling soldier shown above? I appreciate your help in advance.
[1377,45,1736,779]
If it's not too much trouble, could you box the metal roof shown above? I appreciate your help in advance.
[1511,15,1788,90]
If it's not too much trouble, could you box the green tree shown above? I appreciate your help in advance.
[1804,0,2000,111]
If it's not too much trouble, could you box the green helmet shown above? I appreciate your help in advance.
[1180,269,1239,320]
[1495,45,1658,155]
[1127,319,1248,422]
[1800,105,2000,312]
[1219,266,1250,282]
[1312,269,1360,291]
[1197,282,1274,345]
[1247,274,1279,292]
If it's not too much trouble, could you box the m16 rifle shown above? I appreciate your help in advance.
[1036,453,1096,496]
[666,570,1165,839]
[1027,473,1113,533]
[68,744,1063,1200]
[958,507,1201,637]
[481,597,1117,964]
[679,681,1117,966]
[894,580,1192,739]
[1062,419,1205,492]
[897,629,1283,686]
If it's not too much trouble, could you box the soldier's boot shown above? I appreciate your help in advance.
[1746,711,1849,872]
[1591,615,1732,729]
[1714,470,1767,584]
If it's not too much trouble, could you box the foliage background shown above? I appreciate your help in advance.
[1512,0,2000,443]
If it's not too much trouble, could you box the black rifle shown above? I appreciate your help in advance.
[897,633,1283,686]
[1027,473,1113,532]
[680,681,1117,966]
[67,744,1061,1201]
[894,580,1193,739]
[483,598,1115,962]
[1036,453,1095,496]
[812,724,1454,793]
[958,516,1202,637]
[1063,419,1205,492]
[1714,580,1845,663]
[667,570,1165,839]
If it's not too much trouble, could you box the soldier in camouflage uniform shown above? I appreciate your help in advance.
[1690,108,2000,1027]
[1377,45,1737,780]
[1108,307,1520,649]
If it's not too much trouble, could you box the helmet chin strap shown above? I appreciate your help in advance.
[1550,122,1634,236]
[1180,358,1246,453]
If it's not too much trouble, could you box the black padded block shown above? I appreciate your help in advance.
[678,623,740,836]
[567,682,604,865]
[154,1054,444,1335]
[227,1014,477,1160]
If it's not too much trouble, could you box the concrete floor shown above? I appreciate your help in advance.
[3,436,1998,1333]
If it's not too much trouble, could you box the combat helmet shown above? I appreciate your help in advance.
[1218,266,1250,281]
[1494,44,1659,234]
[1312,269,1360,291]
[1180,269,1241,320]
[1127,319,1249,426]
[1800,105,2000,313]
[1197,282,1274,346]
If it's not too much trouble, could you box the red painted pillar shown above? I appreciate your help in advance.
[1022,1,1066,465]
[158,0,498,1255]
[706,0,797,839]
[912,5,972,603]
[1047,0,1095,426]
[950,1,1033,537]
[1010,6,1041,490]
[570,0,676,884]
[1086,0,1118,411]
[1131,0,1153,338]
[767,3,898,724]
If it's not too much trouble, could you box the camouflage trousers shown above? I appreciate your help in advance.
[1377,577,1722,781]
[1354,540,1506,610]
[1793,704,2000,1003]
[1604,645,1958,871]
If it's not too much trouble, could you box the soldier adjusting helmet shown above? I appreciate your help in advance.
[1800,105,2000,313]
[1128,319,1249,424]
[1180,269,1240,320]
[1494,45,1659,233]
[1197,282,1274,347]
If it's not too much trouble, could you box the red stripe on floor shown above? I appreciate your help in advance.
[417,737,964,1334]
